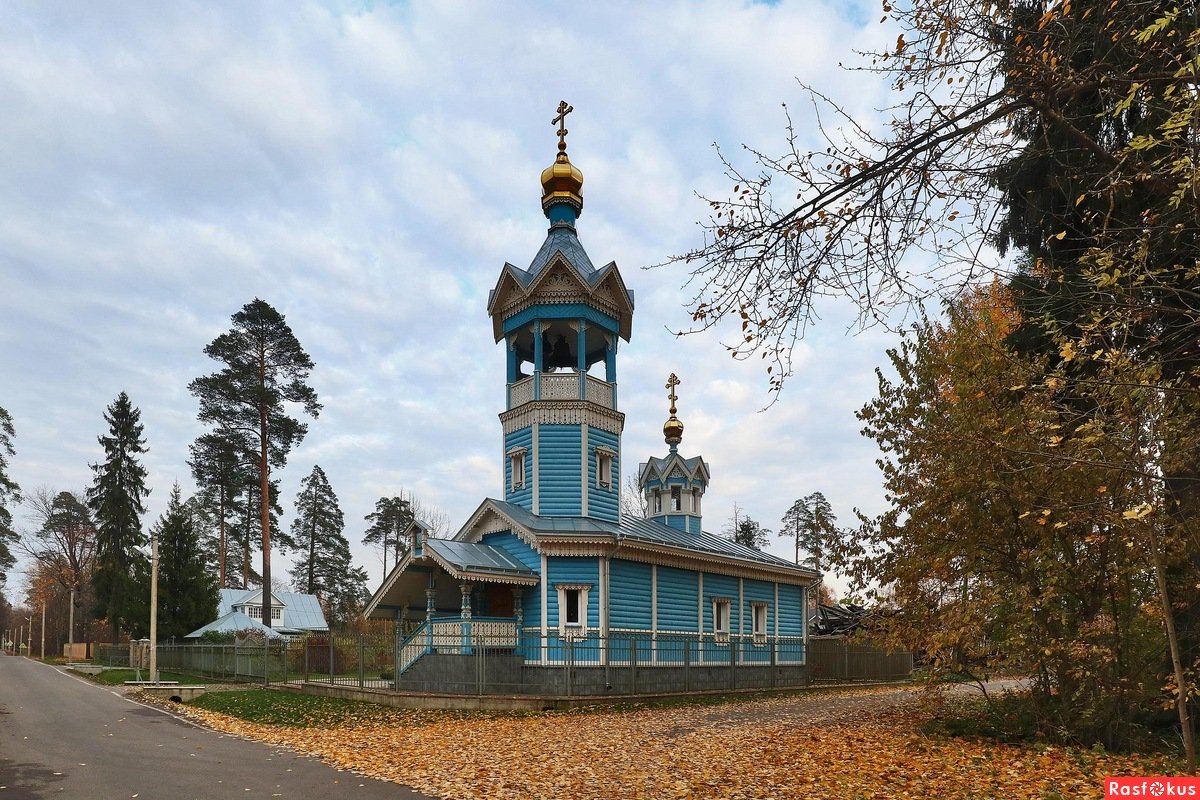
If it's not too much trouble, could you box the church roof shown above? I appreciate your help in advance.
[468,499,811,576]
[527,222,597,278]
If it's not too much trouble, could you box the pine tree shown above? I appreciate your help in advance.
[722,503,770,550]
[87,392,150,642]
[189,298,320,626]
[289,466,366,625]
[0,406,21,588]
[155,485,218,642]
[780,492,837,570]
[362,495,412,577]
[188,429,252,589]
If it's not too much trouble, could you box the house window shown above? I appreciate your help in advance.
[555,584,591,637]
[752,603,768,641]
[241,604,282,622]
[712,598,731,640]
[691,488,701,514]
[508,447,527,490]
[653,490,662,514]
[595,447,614,489]
[670,486,682,512]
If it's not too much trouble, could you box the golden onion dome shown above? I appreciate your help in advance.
[540,151,584,216]
[663,415,685,447]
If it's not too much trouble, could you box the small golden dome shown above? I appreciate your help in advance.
[541,152,584,215]
[663,415,684,446]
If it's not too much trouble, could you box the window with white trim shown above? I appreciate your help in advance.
[508,447,527,490]
[595,447,614,489]
[670,486,682,512]
[712,598,731,640]
[241,604,282,622]
[752,602,768,641]
[691,488,701,514]
[555,584,591,637]
[653,490,662,513]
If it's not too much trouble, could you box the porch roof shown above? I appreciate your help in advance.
[425,539,538,580]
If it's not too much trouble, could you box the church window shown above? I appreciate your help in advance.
[712,598,731,639]
[752,603,768,641]
[595,447,614,489]
[555,584,591,637]
[508,447,527,490]
[653,490,662,514]
[670,486,682,512]
[691,488,701,514]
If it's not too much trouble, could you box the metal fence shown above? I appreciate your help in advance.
[92,630,911,694]
[806,636,913,682]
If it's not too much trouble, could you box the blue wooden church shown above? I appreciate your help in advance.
[365,105,817,692]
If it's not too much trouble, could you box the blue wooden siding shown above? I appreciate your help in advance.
[586,427,620,522]
[777,582,804,636]
[503,428,533,508]
[502,303,621,338]
[656,566,698,631]
[608,559,652,629]
[538,425,582,515]
[546,557,599,628]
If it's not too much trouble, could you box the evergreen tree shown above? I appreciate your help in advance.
[362,495,412,577]
[155,485,218,641]
[0,406,21,588]
[722,503,770,550]
[189,298,320,626]
[780,491,837,570]
[188,429,252,589]
[86,392,150,642]
[289,466,366,624]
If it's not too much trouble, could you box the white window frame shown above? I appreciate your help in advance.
[712,597,731,643]
[595,447,615,490]
[670,486,682,512]
[752,602,768,643]
[241,604,282,622]
[653,490,662,514]
[507,447,527,491]
[691,488,701,515]
[555,583,591,638]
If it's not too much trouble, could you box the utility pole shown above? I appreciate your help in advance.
[68,585,76,658]
[149,530,159,684]
[40,604,46,659]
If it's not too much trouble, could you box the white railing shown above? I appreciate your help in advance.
[399,617,519,672]
[508,373,615,409]
[541,372,579,400]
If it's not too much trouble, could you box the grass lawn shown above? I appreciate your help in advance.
[88,668,213,685]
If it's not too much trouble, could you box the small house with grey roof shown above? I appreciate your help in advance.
[364,106,818,692]
[185,588,329,640]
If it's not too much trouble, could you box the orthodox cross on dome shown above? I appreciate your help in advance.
[552,100,573,155]
[663,373,684,449]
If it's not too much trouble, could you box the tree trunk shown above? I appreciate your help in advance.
[259,403,271,628]
[307,514,316,595]
[218,488,227,589]
[1148,522,1196,773]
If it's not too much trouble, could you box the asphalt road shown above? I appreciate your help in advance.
[0,654,434,800]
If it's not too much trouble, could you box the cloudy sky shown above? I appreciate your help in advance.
[1,0,903,596]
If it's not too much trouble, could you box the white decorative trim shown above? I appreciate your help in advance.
[500,401,625,436]
[555,583,592,638]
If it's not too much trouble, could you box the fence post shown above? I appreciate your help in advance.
[262,637,268,687]
[770,638,777,689]
[282,639,288,685]
[684,637,691,693]
[631,636,638,695]
[329,636,335,685]
[566,637,575,697]
[843,640,850,681]
[393,627,401,691]
[304,637,310,683]
[730,636,737,689]
[358,635,365,689]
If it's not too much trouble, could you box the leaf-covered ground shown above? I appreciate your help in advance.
[167,685,1176,799]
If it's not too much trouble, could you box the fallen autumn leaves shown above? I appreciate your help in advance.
[167,685,1175,799]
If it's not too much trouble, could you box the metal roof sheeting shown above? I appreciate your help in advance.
[427,539,538,577]
[183,610,284,639]
[215,588,328,632]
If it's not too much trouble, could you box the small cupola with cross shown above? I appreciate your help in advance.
[638,374,710,533]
